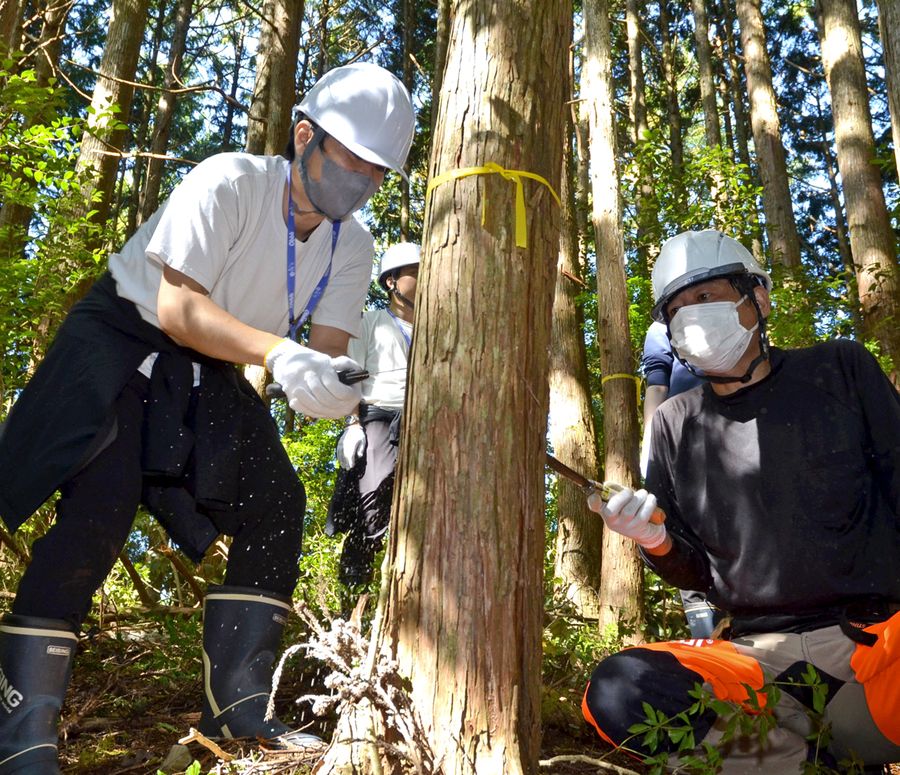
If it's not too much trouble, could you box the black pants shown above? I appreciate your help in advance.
[13,373,305,630]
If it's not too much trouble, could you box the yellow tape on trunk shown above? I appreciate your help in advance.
[426,162,561,248]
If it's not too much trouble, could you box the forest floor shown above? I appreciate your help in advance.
[55,620,645,775]
[59,624,644,775]
[54,621,900,775]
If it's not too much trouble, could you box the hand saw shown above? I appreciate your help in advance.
[545,453,665,524]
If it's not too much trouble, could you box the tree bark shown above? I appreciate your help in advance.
[626,0,657,275]
[876,0,900,187]
[659,0,684,190]
[370,1,569,770]
[76,0,151,237]
[692,0,722,149]
[717,57,735,159]
[126,0,165,237]
[242,0,301,398]
[719,0,764,260]
[691,0,726,215]
[244,0,304,155]
[814,91,854,299]
[431,0,451,136]
[550,63,602,620]
[399,0,414,239]
[0,0,25,55]
[816,0,900,382]
[220,26,247,151]
[735,0,802,269]
[583,0,645,639]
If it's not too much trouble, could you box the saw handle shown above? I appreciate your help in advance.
[265,368,369,400]
[592,481,666,525]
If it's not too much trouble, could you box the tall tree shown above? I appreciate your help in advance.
[0,0,24,54]
[876,0,900,182]
[244,0,304,154]
[549,72,602,620]
[692,0,721,149]
[75,0,152,241]
[0,0,71,261]
[626,0,657,274]
[735,0,802,269]
[814,90,854,294]
[398,0,414,239]
[691,0,726,215]
[431,0,451,132]
[243,0,302,400]
[659,0,685,192]
[138,0,194,222]
[816,0,900,381]
[356,0,569,769]
[219,24,248,151]
[718,0,764,260]
[584,0,645,638]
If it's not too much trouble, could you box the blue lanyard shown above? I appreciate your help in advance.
[387,309,412,348]
[286,165,341,340]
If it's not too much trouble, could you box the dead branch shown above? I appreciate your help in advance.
[561,268,588,287]
[538,754,641,774]
[117,551,158,609]
[269,601,437,774]
[0,524,29,564]
[152,543,205,604]
[178,727,235,761]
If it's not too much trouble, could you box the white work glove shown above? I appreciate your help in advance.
[265,339,362,419]
[587,486,667,549]
[336,423,366,469]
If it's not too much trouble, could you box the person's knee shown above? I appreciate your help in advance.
[583,647,716,755]
[223,477,306,594]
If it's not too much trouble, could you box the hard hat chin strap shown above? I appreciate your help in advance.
[390,283,415,310]
[677,297,770,385]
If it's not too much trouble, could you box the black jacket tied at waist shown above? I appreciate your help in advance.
[0,272,283,562]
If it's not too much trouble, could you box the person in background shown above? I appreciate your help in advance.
[326,243,419,588]
[583,230,900,772]
[641,320,719,639]
[0,62,414,767]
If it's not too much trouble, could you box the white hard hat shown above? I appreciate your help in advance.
[378,243,420,289]
[651,230,771,321]
[298,62,415,181]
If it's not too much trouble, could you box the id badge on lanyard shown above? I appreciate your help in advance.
[286,165,341,341]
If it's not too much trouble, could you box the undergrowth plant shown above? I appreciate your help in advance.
[627,664,871,774]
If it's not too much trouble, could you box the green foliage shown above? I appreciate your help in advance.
[629,680,780,774]
[624,128,763,250]
[541,588,627,731]
[624,665,876,774]
[0,61,105,402]
[280,417,384,617]
[157,760,202,775]
[642,568,692,643]
[281,418,345,614]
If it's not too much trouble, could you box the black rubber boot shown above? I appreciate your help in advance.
[198,586,320,748]
[0,615,78,774]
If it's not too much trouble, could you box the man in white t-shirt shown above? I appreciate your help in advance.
[0,62,414,764]
[326,243,418,587]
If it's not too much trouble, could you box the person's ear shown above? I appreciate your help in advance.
[754,284,771,318]
[293,120,315,156]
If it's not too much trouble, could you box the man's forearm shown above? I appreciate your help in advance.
[641,532,711,592]
[157,265,281,365]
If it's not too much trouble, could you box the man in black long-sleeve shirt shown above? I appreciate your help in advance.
[582,230,900,773]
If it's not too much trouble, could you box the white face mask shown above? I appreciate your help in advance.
[668,297,757,374]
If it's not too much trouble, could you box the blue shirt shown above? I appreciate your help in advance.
[641,321,703,397]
